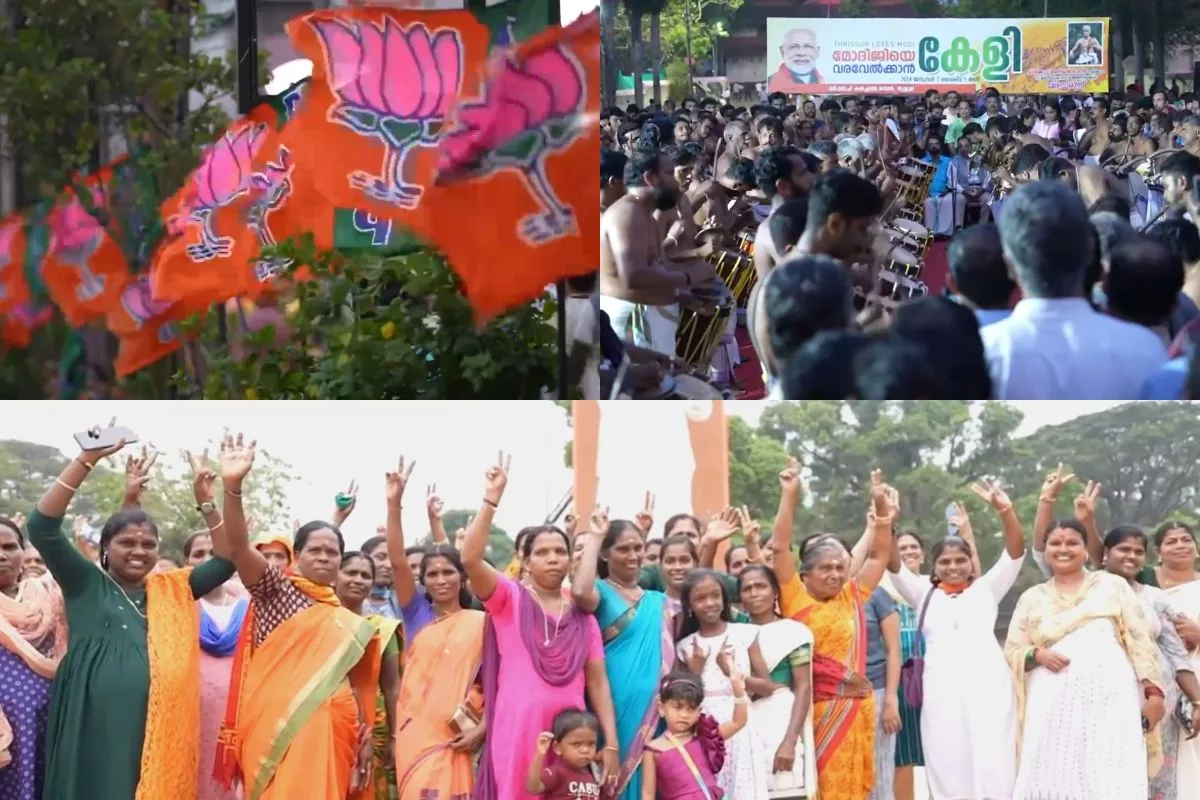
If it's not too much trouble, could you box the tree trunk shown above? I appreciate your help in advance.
[1111,10,1125,95]
[631,10,645,107]
[1150,0,1165,90]
[650,12,662,105]
[600,0,619,108]
[1132,14,1145,92]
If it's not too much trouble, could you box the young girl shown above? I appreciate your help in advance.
[641,671,748,799]
[524,709,603,800]
[674,569,773,800]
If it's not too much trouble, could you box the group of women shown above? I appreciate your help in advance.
[0,428,1198,800]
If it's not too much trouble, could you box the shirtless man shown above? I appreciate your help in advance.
[714,120,751,184]
[751,146,814,279]
[1069,25,1103,65]
[600,148,716,356]
[1078,98,1111,159]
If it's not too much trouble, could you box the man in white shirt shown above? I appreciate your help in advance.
[982,181,1168,398]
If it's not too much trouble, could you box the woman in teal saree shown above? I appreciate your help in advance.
[571,512,674,800]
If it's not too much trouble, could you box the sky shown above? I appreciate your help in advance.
[0,400,1124,547]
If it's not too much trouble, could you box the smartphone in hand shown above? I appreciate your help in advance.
[73,426,138,452]
[945,502,960,537]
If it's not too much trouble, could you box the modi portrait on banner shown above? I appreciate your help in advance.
[767,26,825,93]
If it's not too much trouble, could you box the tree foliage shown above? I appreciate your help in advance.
[0,438,295,558]
[439,508,513,567]
[736,401,1200,616]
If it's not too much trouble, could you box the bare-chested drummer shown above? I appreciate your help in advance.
[751,145,815,279]
[600,147,717,356]
[1069,25,1103,65]
[714,120,751,187]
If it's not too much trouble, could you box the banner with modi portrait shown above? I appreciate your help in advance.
[765,17,1109,96]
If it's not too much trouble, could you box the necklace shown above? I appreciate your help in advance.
[527,586,565,646]
[604,577,643,603]
[101,568,147,619]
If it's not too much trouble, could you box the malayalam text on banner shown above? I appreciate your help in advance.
[764,17,1110,96]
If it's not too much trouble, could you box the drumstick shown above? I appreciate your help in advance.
[1138,204,1171,233]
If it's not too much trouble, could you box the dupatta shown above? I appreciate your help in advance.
[0,573,66,679]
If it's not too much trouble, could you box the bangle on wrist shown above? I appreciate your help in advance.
[74,458,93,471]
[56,477,80,493]
[1038,495,1054,504]
[1144,684,1164,700]
[733,695,750,705]
[225,488,242,498]
[603,745,618,752]
[482,497,498,508]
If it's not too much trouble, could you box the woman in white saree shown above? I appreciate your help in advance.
[739,564,818,800]
[1155,521,1200,793]
[1005,519,1167,800]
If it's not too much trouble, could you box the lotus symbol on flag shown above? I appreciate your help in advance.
[246,146,296,284]
[438,44,586,245]
[50,189,108,302]
[172,123,268,261]
[314,17,464,209]
[120,275,173,329]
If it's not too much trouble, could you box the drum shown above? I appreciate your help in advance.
[890,218,929,240]
[885,246,923,279]
[711,249,757,309]
[675,284,735,373]
[668,374,724,399]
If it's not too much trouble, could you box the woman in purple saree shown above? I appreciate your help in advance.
[461,454,620,800]
[571,511,674,800]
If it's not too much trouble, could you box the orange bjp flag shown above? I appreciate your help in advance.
[0,214,31,316]
[1,303,54,350]
[685,401,731,563]
[41,165,134,327]
[279,7,491,225]
[114,318,182,378]
[426,11,601,321]
[571,400,601,522]
[150,84,317,308]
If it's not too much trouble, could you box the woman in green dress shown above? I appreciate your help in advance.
[28,427,236,800]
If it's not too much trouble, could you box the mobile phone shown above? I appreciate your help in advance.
[335,493,355,511]
[945,502,960,537]
[73,426,138,452]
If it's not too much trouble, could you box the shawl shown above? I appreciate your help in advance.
[199,596,250,657]
[0,574,67,678]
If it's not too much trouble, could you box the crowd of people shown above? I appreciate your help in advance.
[597,84,1200,399]
[0,424,1199,799]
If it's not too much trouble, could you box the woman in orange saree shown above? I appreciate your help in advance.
[215,433,382,800]
[772,461,896,800]
[381,457,486,800]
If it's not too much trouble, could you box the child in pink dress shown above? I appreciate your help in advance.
[640,670,748,800]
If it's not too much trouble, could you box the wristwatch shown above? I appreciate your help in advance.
[196,501,216,515]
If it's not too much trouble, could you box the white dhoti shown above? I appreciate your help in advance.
[923,191,965,236]
[599,295,680,356]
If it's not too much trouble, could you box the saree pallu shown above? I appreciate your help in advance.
[1164,579,1200,794]
[366,616,401,800]
[595,583,672,800]
[753,618,818,798]
[226,603,380,800]
[793,580,874,800]
[394,609,486,800]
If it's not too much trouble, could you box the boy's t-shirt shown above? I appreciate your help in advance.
[541,763,602,800]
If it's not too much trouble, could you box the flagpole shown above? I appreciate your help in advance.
[549,0,568,400]
[226,0,259,353]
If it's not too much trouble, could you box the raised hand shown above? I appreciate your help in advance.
[1073,481,1102,524]
[184,449,218,505]
[779,457,803,498]
[589,505,610,538]
[123,444,158,506]
[333,480,359,525]
[703,507,740,546]
[635,491,656,535]
[737,506,761,553]
[869,470,891,516]
[728,664,747,697]
[1040,463,1076,502]
[714,638,734,677]
[535,731,554,755]
[218,432,256,485]
[948,502,973,538]
[971,479,1013,512]
[425,483,443,519]
[79,417,130,466]
[483,451,512,505]
[385,457,416,505]
[687,638,708,673]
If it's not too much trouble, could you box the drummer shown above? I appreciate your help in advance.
[751,145,816,279]
[793,170,885,293]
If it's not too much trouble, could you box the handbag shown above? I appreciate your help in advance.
[447,660,483,736]
[899,588,935,708]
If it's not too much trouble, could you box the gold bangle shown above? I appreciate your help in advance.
[56,477,79,492]
[74,458,92,471]
[225,488,242,498]
[208,519,225,531]
[603,745,618,752]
